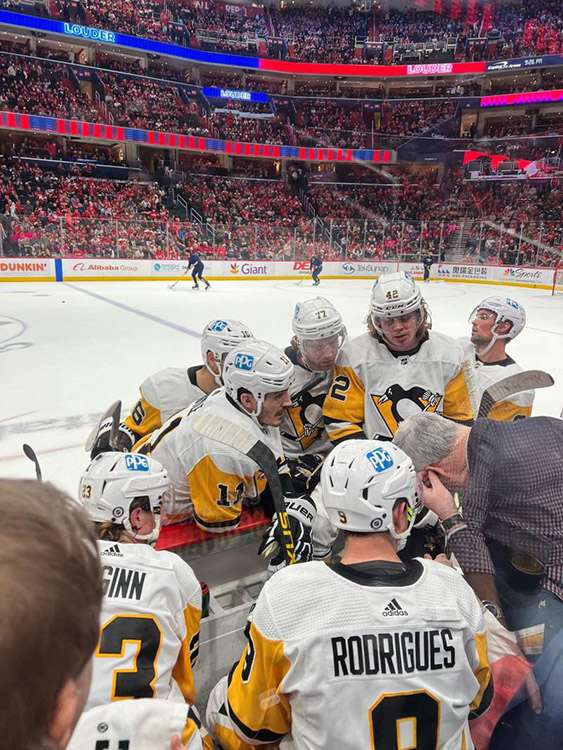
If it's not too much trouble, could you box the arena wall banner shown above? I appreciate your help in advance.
[62,259,151,280]
[0,258,56,281]
[1,258,556,289]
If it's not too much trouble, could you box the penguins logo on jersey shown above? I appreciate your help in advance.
[371,384,442,436]
[284,390,325,450]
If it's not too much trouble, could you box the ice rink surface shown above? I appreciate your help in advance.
[1,278,562,497]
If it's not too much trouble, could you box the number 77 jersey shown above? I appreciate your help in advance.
[86,540,202,712]
[208,559,492,750]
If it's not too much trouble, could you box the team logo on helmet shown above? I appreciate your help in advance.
[505,298,520,309]
[366,447,394,473]
[234,353,254,370]
[210,320,228,331]
[124,454,149,472]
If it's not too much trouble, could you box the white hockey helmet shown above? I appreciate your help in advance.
[201,319,254,385]
[292,297,346,370]
[321,439,417,547]
[369,272,430,343]
[469,296,526,354]
[223,339,294,422]
[79,452,169,544]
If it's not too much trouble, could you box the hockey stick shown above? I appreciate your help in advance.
[191,411,296,565]
[22,443,42,481]
[85,400,122,453]
[478,370,554,419]
[169,264,191,291]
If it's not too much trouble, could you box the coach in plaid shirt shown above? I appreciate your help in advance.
[394,412,563,634]
[395,412,563,746]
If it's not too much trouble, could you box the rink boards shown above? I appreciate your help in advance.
[0,258,557,290]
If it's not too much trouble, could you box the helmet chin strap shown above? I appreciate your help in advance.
[239,393,264,426]
[204,354,224,386]
[475,318,511,357]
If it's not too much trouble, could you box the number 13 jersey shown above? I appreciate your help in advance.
[86,540,202,712]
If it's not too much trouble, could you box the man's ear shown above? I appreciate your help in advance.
[48,679,83,749]
[427,464,448,479]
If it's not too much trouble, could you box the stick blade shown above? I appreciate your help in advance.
[22,443,42,481]
[478,370,554,418]
[85,400,122,452]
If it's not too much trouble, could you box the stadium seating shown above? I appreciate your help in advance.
[4,0,561,64]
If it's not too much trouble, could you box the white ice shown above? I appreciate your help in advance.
[1,278,562,496]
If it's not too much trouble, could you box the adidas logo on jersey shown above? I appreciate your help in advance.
[382,598,408,617]
[101,544,123,557]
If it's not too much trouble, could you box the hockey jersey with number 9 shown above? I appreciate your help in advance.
[136,389,284,531]
[86,540,202,712]
[323,330,473,442]
[210,558,492,750]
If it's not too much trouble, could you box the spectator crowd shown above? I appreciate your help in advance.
[2,0,560,64]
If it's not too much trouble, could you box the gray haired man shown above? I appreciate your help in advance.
[393,412,563,636]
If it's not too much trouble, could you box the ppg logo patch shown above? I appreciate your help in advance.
[366,447,394,473]
[210,320,228,332]
[125,454,150,472]
[234,353,254,370]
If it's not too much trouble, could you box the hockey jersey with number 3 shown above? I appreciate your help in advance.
[207,558,492,750]
[86,540,202,712]
[323,330,473,442]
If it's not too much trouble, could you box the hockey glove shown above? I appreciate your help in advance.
[90,418,137,459]
[287,453,324,494]
[258,495,316,575]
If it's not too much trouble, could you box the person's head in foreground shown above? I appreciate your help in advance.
[0,478,102,750]
[393,411,471,493]
[321,438,418,557]
[368,271,431,353]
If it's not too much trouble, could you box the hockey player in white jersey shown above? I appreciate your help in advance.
[461,296,533,421]
[91,320,253,456]
[207,440,493,750]
[323,272,474,443]
[79,452,202,711]
[68,698,212,750]
[135,340,303,533]
[282,297,346,493]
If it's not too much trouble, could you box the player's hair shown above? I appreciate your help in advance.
[93,497,150,542]
[393,413,460,471]
[0,479,103,750]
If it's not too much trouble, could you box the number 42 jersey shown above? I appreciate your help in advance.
[86,540,202,712]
